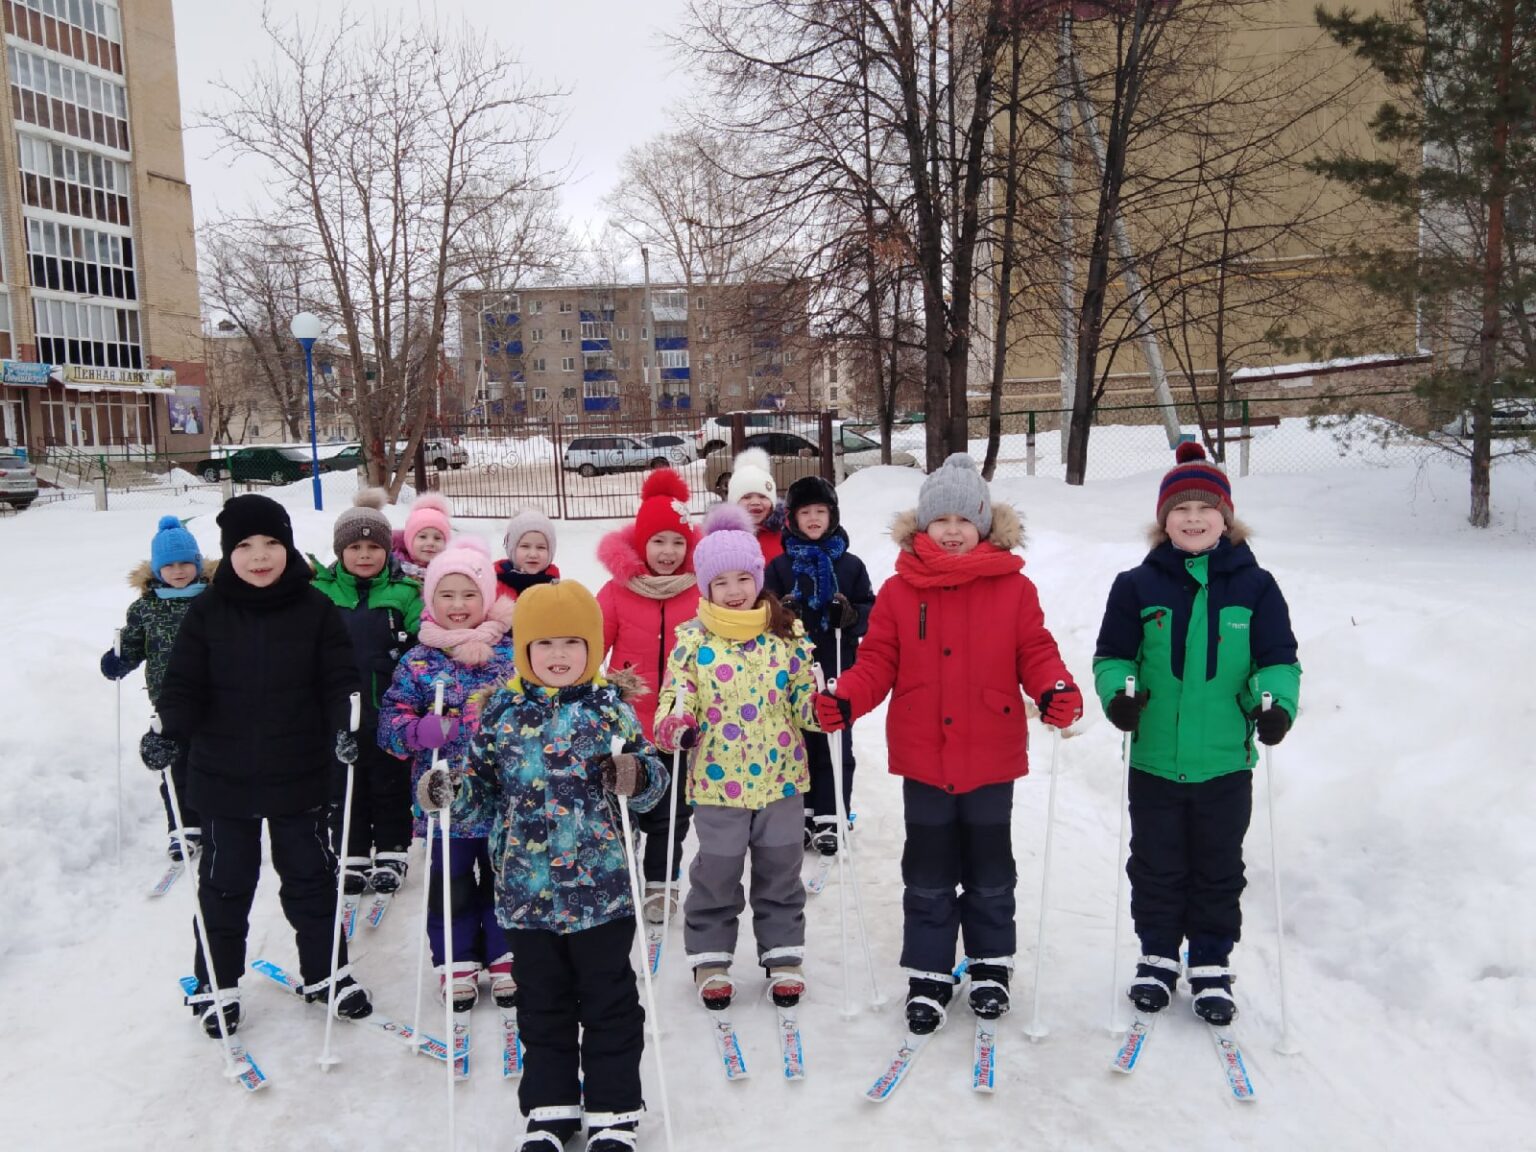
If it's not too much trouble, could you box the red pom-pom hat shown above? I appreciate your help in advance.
[633,467,697,570]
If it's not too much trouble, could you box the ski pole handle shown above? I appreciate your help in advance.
[431,679,446,717]
[812,664,826,693]
[1261,691,1274,712]
[149,711,161,735]
[1055,679,1067,691]
[348,691,361,733]
[113,628,122,659]
[1125,675,1136,698]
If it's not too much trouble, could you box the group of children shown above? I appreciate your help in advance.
[104,437,1298,1149]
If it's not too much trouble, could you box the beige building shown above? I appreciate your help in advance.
[0,0,207,458]
[203,323,357,445]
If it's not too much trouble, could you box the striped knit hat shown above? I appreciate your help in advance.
[1157,442,1233,526]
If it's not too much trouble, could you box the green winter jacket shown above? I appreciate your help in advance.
[117,560,217,705]
[1093,535,1300,783]
[310,558,423,712]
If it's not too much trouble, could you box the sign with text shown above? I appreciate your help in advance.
[1,360,54,386]
[61,364,176,389]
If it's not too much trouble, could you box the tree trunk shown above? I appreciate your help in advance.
[983,26,1023,481]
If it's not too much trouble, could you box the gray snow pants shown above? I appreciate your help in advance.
[684,794,806,969]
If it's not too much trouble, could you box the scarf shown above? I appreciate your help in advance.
[698,599,770,641]
[418,597,514,666]
[154,581,207,600]
[783,528,847,633]
[211,547,313,605]
[626,572,696,601]
[495,560,559,597]
[896,533,1023,589]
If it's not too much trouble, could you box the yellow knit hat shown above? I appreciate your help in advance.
[512,580,605,687]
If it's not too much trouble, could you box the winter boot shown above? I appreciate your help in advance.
[488,952,518,1008]
[168,827,202,863]
[185,982,240,1038]
[904,972,955,1036]
[1189,966,1238,1025]
[642,880,677,926]
[367,851,409,894]
[1127,954,1181,1014]
[340,856,371,896]
[809,815,841,857]
[765,965,806,1008]
[302,968,373,1019]
[584,1111,642,1152]
[439,963,482,1011]
[966,957,1014,1020]
[694,961,734,1011]
[803,816,816,852]
[517,1105,582,1150]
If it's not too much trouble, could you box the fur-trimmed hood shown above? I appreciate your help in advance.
[468,664,651,719]
[129,558,218,594]
[890,501,1025,553]
[596,524,649,583]
[1147,517,1250,548]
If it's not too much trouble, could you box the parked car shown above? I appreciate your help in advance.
[563,435,684,477]
[1446,397,1536,438]
[324,444,365,473]
[422,437,468,470]
[194,446,317,485]
[0,453,38,510]
[704,428,918,496]
[695,410,783,456]
[640,432,698,466]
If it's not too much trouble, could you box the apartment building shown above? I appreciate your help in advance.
[0,0,206,457]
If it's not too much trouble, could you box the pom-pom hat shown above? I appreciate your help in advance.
[333,487,393,553]
[917,453,993,538]
[726,447,776,505]
[1156,441,1234,526]
[503,506,557,562]
[150,514,202,575]
[512,580,605,687]
[423,536,497,609]
[403,493,453,554]
[693,503,765,595]
[633,467,696,569]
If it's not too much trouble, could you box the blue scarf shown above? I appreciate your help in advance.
[783,527,847,634]
[154,581,207,600]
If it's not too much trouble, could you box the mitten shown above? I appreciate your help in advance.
[831,593,859,629]
[1105,688,1150,733]
[139,730,180,772]
[655,713,699,753]
[408,714,459,751]
[100,650,131,681]
[416,767,460,812]
[1250,705,1291,746]
[1038,683,1083,729]
[335,731,359,766]
[596,746,646,797]
[780,592,802,616]
[815,692,852,733]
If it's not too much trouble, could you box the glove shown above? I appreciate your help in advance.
[1105,688,1150,733]
[831,593,859,630]
[139,730,180,772]
[1038,683,1083,729]
[655,713,699,753]
[595,746,647,797]
[408,714,459,751]
[335,731,359,766]
[815,692,852,733]
[416,766,460,812]
[100,650,132,681]
[780,592,802,616]
[1250,705,1291,746]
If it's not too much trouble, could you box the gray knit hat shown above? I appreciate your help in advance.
[334,487,392,553]
[916,453,993,538]
[503,505,557,562]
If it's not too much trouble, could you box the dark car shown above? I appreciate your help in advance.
[324,445,365,473]
[195,446,317,485]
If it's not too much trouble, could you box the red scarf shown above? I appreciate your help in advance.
[895,534,1023,589]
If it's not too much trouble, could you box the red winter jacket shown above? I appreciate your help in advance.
[594,526,701,740]
[836,505,1075,795]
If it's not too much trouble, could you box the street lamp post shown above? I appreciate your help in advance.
[290,312,324,511]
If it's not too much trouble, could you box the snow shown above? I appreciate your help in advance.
[3,446,1534,1149]
[1230,351,1432,383]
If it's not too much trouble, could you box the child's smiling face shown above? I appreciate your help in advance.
[513,532,551,574]
[794,504,831,541]
[529,636,586,687]
[411,526,447,564]
[431,573,484,629]
[925,514,980,555]
[343,539,388,580]
[231,535,287,588]
[159,561,199,588]
[738,493,773,526]
[708,570,758,610]
[1165,501,1225,552]
[646,530,688,576]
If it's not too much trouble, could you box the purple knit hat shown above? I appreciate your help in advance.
[693,503,765,595]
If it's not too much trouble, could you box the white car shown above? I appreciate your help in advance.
[695,410,783,456]
[422,437,468,470]
[0,453,38,510]
[563,435,685,477]
[640,432,698,465]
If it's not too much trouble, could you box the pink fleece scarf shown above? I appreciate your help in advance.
[417,595,515,666]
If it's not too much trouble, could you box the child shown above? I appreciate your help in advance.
[816,454,1080,1034]
[654,503,819,1011]
[99,514,215,861]
[495,505,561,603]
[381,536,517,1008]
[394,492,454,579]
[1093,442,1300,1025]
[726,446,786,564]
[421,581,667,1152]
[764,475,874,855]
[151,494,371,1035]
[595,467,701,922]
[312,488,423,895]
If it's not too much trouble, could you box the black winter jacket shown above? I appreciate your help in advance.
[763,528,875,677]
[157,558,360,818]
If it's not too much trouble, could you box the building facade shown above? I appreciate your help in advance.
[203,323,357,446]
[0,0,206,458]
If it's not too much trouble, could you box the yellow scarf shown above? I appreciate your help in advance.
[698,599,770,641]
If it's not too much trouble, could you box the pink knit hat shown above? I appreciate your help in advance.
[423,536,497,609]
[403,493,454,559]
[693,503,765,595]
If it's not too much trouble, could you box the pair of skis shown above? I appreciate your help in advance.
[707,1005,806,1083]
[864,963,995,1102]
[177,976,268,1092]
[337,887,394,939]
[1110,1010,1256,1101]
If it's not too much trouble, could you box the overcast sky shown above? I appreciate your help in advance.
[169,0,693,242]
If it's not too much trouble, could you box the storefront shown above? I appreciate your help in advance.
[38,365,175,453]
[0,360,51,452]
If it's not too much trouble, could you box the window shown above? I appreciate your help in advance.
[528,328,543,343]
[618,355,630,370]
[5,0,124,73]
[784,351,796,365]
[561,357,575,372]
[699,323,710,340]
[531,386,547,402]
[580,321,610,341]
[729,352,741,366]
[15,133,132,227]
[828,362,839,384]
[658,349,689,370]
[6,45,131,152]
[583,379,619,400]
[0,292,12,357]
[616,326,629,341]
[529,299,543,314]
[531,357,546,372]
[32,294,141,367]
[26,217,137,300]
[696,296,707,311]
[559,328,573,343]
[558,301,573,313]
[828,386,839,403]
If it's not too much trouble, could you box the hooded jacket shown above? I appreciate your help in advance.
[310,557,423,716]
[763,526,874,676]
[115,559,218,705]
[833,504,1074,795]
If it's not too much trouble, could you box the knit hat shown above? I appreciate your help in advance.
[217,493,295,555]
[423,535,497,610]
[503,506,557,563]
[693,502,765,595]
[333,487,392,554]
[512,580,604,687]
[403,493,454,557]
[150,514,202,576]
[916,453,993,538]
[785,475,839,538]
[1156,441,1234,526]
[633,468,696,570]
[726,447,776,505]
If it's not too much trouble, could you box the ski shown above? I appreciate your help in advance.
[451,1015,471,1080]
[972,1019,998,1093]
[341,892,362,940]
[1207,1024,1256,1101]
[177,976,268,1092]
[1110,1012,1157,1075]
[363,890,393,930]
[805,856,834,896]
[709,1014,749,1081]
[645,924,664,976]
[148,861,185,898]
[499,1006,524,1079]
[777,1007,806,1081]
[863,1033,930,1103]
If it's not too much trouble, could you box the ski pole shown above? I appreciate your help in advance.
[832,631,884,1010]
[441,752,457,1148]
[1025,684,1067,1042]
[113,628,123,866]
[320,691,361,1071]
[411,679,447,1051]
[153,713,241,1079]
[813,661,855,1020]
[614,738,676,1152]
[1109,675,1135,1034]
[660,692,687,976]
[1262,692,1300,1056]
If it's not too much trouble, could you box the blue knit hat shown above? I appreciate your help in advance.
[150,514,202,576]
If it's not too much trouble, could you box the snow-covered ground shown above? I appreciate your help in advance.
[3,447,1533,1150]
